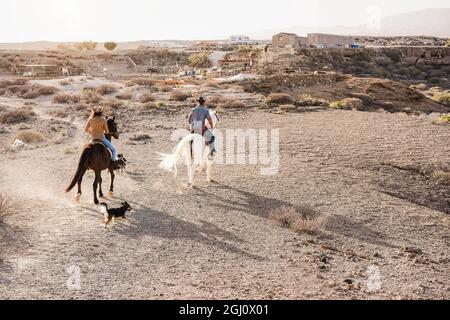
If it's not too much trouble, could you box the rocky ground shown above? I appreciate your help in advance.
[0,76,449,299]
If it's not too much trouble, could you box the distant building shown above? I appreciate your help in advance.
[307,33,355,48]
[272,33,300,47]
[230,35,250,45]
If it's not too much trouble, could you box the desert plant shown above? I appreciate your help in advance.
[431,170,450,185]
[53,93,80,104]
[330,97,364,111]
[269,206,326,234]
[82,91,102,104]
[188,51,212,68]
[0,106,36,124]
[104,42,118,51]
[0,193,14,223]
[432,93,450,106]
[74,41,97,51]
[296,94,329,107]
[221,100,247,109]
[22,85,59,99]
[14,130,44,143]
[266,93,294,105]
[101,98,123,109]
[439,114,450,123]
[139,92,155,103]
[0,78,28,88]
[95,84,118,96]
[170,91,191,102]
[126,78,155,87]
[116,91,133,100]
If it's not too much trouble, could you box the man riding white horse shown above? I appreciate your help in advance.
[189,96,216,159]
[158,96,219,187]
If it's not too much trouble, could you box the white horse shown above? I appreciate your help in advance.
[158,111,219,187]
[61,67,70,77]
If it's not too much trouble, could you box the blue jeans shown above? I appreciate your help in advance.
[102,138,117,161]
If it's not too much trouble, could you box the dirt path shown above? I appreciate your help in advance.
[1,102,449,299]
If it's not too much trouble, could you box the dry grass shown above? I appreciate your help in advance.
[431,170,450,185]
[158,85,174,92]
[116,91,133,100]
[0,78,28,89]
[101,98,123,109]
[82,91,102,104]
[53,93,81,104]
[269,206,327,234]
[439,114,450,123]
[330,98,364,111]
[126,78,156,87]
[220,99,247,109]
[139,92,155,103]
[296,94,329,107]
[0,106,36,124]
[14,130,44,143]
[189,51,212,68]
[95,84,118,96]
[0,193,14,223]
[266,93,294,105]
[432,92,450,106]
[170,91,191,102]
[22,85,59,99]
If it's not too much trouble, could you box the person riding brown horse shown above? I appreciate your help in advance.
[65,108,125,204]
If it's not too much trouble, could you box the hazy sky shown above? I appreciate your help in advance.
[1,0,449,42]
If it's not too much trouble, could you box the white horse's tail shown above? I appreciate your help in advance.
[157,134,195,172]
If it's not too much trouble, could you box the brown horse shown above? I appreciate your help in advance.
[65,117,120,204]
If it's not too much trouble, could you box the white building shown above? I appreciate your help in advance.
[229,35,250,45]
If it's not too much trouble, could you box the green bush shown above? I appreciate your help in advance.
[104,42,118,51]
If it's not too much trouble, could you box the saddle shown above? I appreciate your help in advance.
[84,139,112,157]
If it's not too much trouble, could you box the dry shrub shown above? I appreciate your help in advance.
[21,84,59,99]
[0,78,28,89]
[51,108,69,118]
[116,91,133,100]
[439,114,450,123]
[53,93,80,104]
[95,84,118,95]
[0,88,5,96]
[0,106,35,124]
[432,171,450,185]
[189,51,212,68]
[82,91,102,104]
[208,94,224,107]
[101,98,123,109]
[127,78,155,87]
[277,104,297,112]
[14,130,44,143]
[74,103,88,111]
[432,92,450,106]
[104,41,118,51]
[220,99,247,109]
[139,92,155,103]
[269,206,327,234]
[6,85,32,97]
[296,94,329,107]
[266,93,294,105]
[59,80,71,86]
[170,91,191,102]
[330,98,364,111]
[0,193,14,222]
[158,85,174,92]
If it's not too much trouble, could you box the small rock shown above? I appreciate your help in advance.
[403,247,423,255]
[373,252,383,259]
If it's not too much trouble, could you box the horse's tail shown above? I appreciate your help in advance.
[157,134,195,172]
[65,147,92,193]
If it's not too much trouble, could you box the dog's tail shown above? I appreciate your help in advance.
[65,147,92,193]
[99,203,108,221]
[157,134,196,172]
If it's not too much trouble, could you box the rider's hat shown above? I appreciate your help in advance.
[197,96,206,104]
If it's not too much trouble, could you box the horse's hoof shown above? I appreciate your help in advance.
[94,200,99,205]
[108,191,114,197]
[99,194,104,198]
[187,183,193,188]
[75,195,81,203]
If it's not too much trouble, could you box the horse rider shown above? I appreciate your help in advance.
[188,97,216,157]
[84,107,120,170]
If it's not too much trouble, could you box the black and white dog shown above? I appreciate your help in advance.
[100,202,132,227]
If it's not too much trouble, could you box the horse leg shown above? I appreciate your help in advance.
[98,174,104,198]
[76,168,87,203]
[93,171,100,205]
[206,158,213,182]
[185,147,194,187]
[108,167,115,196]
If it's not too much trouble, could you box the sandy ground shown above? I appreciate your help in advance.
[0,79,449,300]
